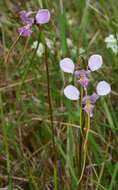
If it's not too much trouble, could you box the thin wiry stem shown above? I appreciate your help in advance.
[78,87,84,189]
[77,115,90,189]
[44,44,58,190]
[44,45,56,157]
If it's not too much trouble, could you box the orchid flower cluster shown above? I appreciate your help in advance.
[18,9,50,37]
[60,55,111,117]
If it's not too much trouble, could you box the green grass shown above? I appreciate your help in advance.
[0,0,118,189]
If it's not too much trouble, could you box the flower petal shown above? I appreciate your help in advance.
[18,25,32,37]
[90,93,99,104]
[19,10,33,25]
[83,104,94,117]
[88,54,103,71]
[74,69,90,77]
[60,58,75,73]
[35,9,50,24]
[64,85,80,100]
[77,76,89,89]
[96,81,111,96]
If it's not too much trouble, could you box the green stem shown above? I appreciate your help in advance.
[44,45,58,190]
[78,87,84,189]
[77,114,90,189]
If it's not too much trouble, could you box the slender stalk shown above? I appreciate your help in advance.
[84,115,90,150]
[77,86,86,189]
[77,114,90,189]
[78,87,84,182]
[44,44,58,190]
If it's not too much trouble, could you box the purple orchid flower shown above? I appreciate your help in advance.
[74,70,90,77]
[83,103,94,117]
[19,10,34,26]
[82,80,111,117]
[59,54,103,90]
[18,25,32,37]
[59,55,111,118]
[82,93,99,105]
[74,69,90,89]
[18,9,51,37]
[82,93,99,117]
[35,9,51,24]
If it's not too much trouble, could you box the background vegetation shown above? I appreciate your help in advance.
[0,0,118,189]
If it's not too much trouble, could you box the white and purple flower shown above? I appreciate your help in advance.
[59,54,103,89]
[59,54,111,117]
[74,69,90,89]
[19,10,34,26]
[18,25,33,37]
[82,93,99,117]
[18,9,51,37]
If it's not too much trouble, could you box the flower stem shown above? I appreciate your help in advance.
[44,44,58,190]
[78,87,84,189]
[77,114,90,189]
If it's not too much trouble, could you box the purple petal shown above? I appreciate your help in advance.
[77,76,89,89]
[83,104,94,117]
[88,54,103,71]
[90,93,99,104]
[82,95,95,117]
[35,9,50,24]
[82,95,90,104]
[64,85,80,100]
[18,25,32,37]
[60,58,75,74]
[96,81,111,96]
[19,10,33,25]
[74,69,90,77]
[82,93,99,105]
